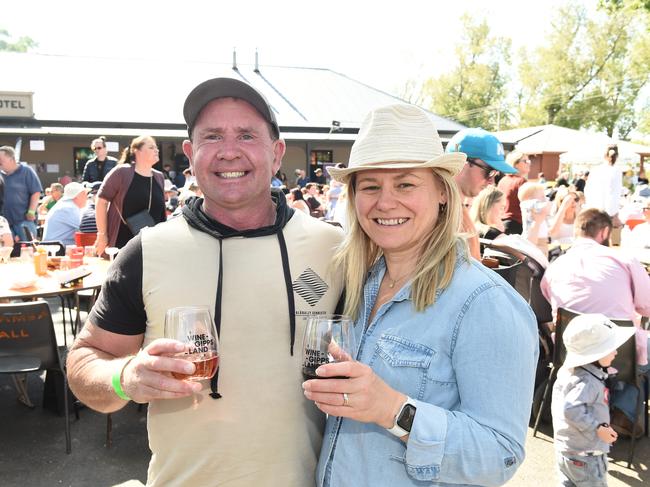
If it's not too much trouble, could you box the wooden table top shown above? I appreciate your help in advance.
[0,257,111,300]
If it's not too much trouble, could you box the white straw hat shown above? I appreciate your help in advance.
[327,104,466,184]
[562,313,636,369]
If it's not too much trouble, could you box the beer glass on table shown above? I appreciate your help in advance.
[301,314,356,381]
[164,306,220,381]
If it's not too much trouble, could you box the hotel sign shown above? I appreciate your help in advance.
[0,92,34,118]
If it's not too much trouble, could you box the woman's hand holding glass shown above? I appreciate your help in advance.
[301,314,405,429]
[302,359,407,430]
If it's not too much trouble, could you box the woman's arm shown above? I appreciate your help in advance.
[94,197,110,256]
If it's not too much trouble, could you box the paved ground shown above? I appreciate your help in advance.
[1,298,647,486]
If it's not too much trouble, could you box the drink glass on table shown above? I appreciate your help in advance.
[164,306,220,381]
[301,314,356,381]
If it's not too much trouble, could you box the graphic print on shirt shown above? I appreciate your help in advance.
[293,267,329,307]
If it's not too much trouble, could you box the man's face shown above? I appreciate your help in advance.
[92,142,107,160]
[182,98,285,219]
[51,188,63,201]
[0,152,17,173]
[454,158,496,198]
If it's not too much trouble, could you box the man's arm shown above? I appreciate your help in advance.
[67,322,201,413]
[26,192,40,221]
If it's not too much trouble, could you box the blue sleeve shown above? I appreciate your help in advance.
[404,285,538,486]
[25,165,43,194]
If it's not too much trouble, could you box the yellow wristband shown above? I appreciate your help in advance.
[26,209,36,216]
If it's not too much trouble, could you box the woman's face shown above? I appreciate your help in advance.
[487,197,505,225]
[135,138,159,166]
[354,168,446,258]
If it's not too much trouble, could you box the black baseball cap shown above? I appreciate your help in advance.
[183,77,280,139]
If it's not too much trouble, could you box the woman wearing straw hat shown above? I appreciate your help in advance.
[302,104,539,486]
[551,314,635,487]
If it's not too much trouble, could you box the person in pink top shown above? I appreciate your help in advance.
[541,207,650,433]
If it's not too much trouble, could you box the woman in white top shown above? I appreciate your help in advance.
[519,181,551,256]
[288,188,310,215]
[0,216,13,247]
[549,188,582,245]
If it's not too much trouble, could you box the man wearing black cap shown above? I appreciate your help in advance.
[67,78,345,486]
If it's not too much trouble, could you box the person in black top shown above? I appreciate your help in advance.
[94,136,165,256]
[82,136,118,183]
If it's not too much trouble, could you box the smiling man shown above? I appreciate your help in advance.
[67,78,345,486]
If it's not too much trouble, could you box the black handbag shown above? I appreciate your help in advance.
[117,174,156,235]
[125,209,155,235]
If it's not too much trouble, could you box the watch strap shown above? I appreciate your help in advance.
[386,396,416,437]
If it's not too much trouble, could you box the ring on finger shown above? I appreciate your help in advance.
[342,392,350,407]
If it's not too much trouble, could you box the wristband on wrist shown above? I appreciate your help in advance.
[111,356,135,401]
[26,209,36,216]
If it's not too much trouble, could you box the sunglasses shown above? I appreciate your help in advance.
[92,146,104,151]
[467,158,498,180]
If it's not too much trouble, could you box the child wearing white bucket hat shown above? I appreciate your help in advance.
[551,313,635,486]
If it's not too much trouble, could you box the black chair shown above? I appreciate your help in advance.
[0,301,71,453]
[608,321,648,467]
[483,240,554,389]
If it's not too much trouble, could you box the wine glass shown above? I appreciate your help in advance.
[105,247,119,262]
[164,306,220,381]
[301,314,356,380]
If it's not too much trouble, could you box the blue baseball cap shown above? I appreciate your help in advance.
[446,128,516,174]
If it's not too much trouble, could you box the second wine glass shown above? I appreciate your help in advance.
[301,314,356,381]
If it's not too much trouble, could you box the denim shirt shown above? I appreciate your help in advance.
[317,254,539,487]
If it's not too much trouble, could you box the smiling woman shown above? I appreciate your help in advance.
[303,104,539,487]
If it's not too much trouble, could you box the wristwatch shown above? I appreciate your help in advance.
[386,396,417,437]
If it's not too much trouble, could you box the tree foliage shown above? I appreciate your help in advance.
[599,0,650,13]
[0,29,37,52]
[516,4,649,137]
[420,14,511,131]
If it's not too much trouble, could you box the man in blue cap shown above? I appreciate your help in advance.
[446,128,516,258]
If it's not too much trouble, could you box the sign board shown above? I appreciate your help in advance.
[0,91,34,118]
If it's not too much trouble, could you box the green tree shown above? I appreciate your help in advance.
[516,3,650,137]
[599,0,650,13]
[420,14,511,130]
[0,29,37,52]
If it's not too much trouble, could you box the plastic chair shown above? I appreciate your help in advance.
[0,301,71,453]
[532,307,578,436]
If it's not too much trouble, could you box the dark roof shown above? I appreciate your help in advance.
[0,52,465,134]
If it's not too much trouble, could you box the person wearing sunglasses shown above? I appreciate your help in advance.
[497,150,532,236]
[446,128,517,259]
[81,136,118,183]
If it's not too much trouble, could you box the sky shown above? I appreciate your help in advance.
[3,0,571,96]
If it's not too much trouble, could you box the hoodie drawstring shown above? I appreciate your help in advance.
[210,239,224,399]
[209,230,296,399]
[276,229,296,355]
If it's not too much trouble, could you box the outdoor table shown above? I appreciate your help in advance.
[0,257,110,341]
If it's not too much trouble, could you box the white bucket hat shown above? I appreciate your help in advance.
[327,104,466,184]
[562,313,636,369]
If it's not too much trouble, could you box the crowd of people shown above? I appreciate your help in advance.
[0,76,648,487]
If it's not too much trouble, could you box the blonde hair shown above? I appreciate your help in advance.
[333,168,466,319]
[506,150,525,167]
[518,181,545,201]
[470,185,504,233]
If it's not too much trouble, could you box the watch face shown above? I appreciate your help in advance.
[397,404,416,432]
